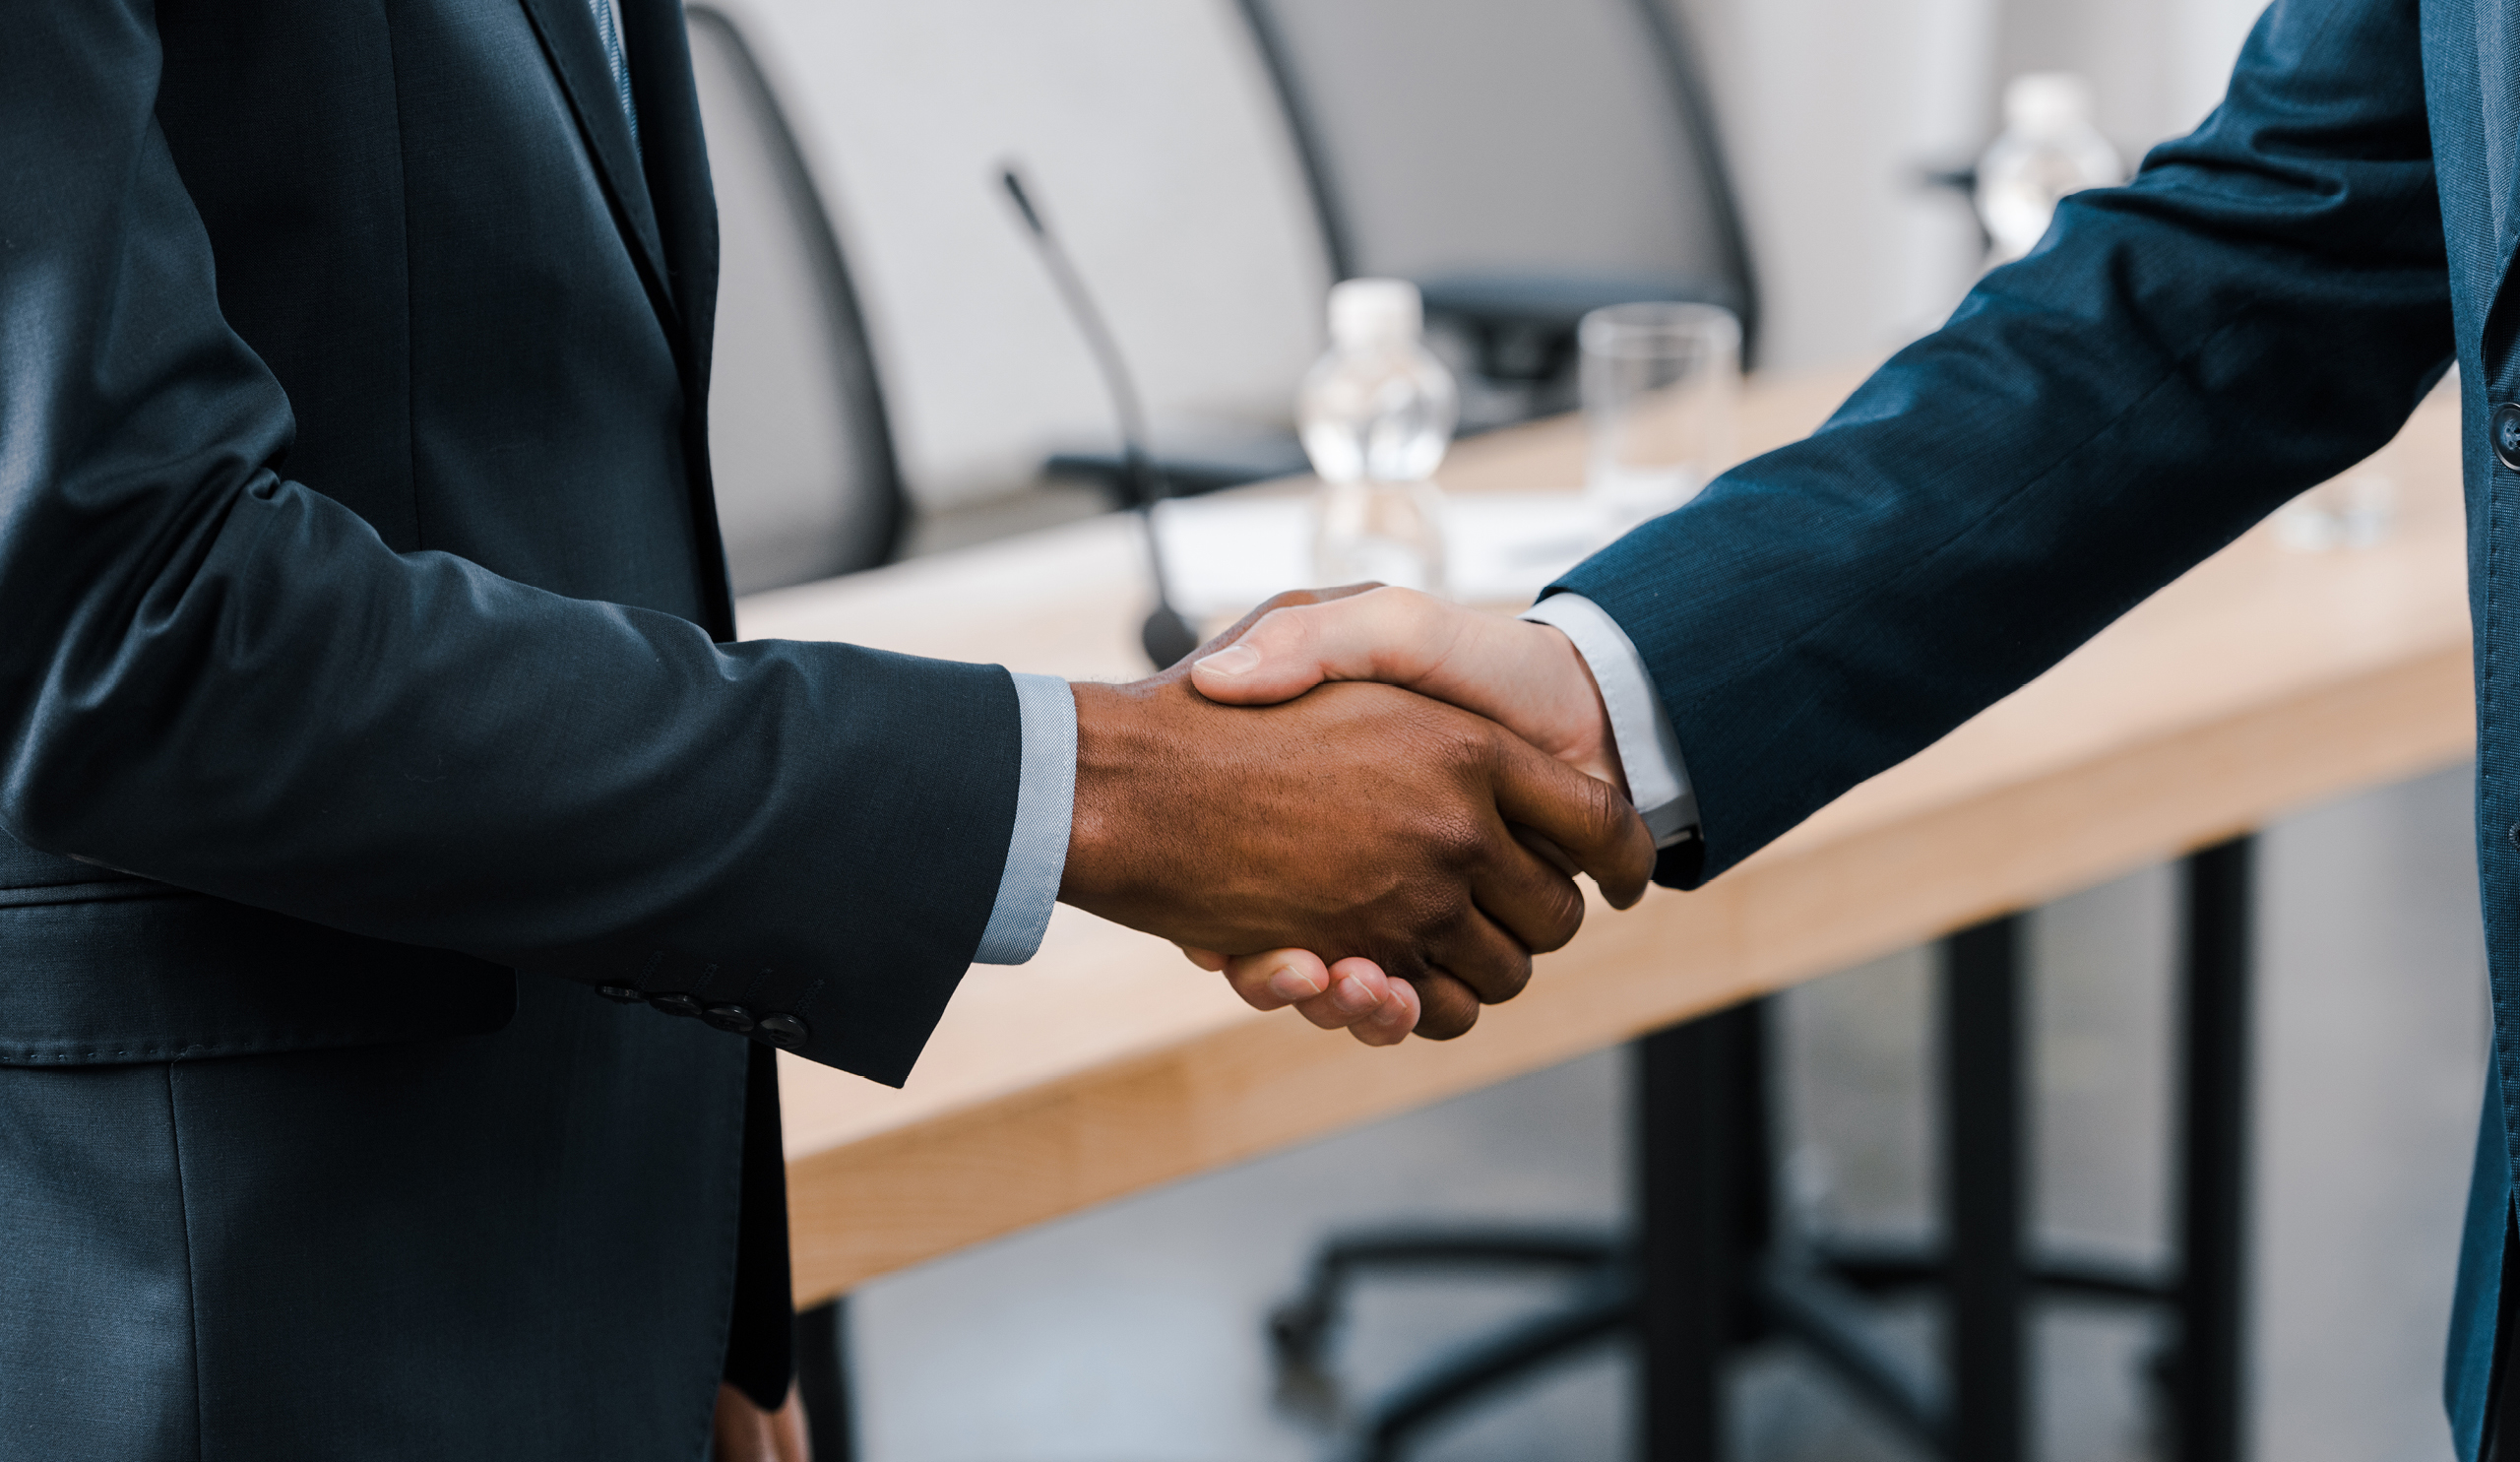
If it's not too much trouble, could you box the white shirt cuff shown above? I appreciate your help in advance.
[973,672,1076,964]
[1520,594,1700,848]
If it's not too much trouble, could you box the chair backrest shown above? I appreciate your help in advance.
[688,5,905,595]
[719,0,1329,514]
[1236,0,1758,351]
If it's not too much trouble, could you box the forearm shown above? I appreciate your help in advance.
[1562,0,2452,882]
[0,3,1022,1081]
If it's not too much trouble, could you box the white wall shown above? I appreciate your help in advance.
[1997,0,2268,153]
[1675,0,2265,372]
[1679,0,1997,370]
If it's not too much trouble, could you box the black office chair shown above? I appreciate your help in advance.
[1237,0,1760,425]
[688,4,907,596]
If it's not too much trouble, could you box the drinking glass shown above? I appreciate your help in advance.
[1581,302,1740,530]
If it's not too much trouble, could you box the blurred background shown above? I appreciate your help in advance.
[690,1,2483,1457]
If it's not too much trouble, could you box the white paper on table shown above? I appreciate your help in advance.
[1153,490,1619,618]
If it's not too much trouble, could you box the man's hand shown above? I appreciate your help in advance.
[1059,618,1654,1040]
[712,1383,808,1462]
[1178,943,1423,1048]
[1190,586,1623,794]
[1178,586,1634,1033]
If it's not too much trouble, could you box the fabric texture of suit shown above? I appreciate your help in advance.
[1552,0,2518,1450]
[0,0,1027,1452]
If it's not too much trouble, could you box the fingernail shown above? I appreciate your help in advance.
[1196,644,1260,676]
[1267,962,1324,1002]
[1332,974,1374,1012]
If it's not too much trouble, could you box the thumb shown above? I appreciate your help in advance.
[1190,586,1444,706]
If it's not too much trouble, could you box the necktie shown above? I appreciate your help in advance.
[586,0,639,146]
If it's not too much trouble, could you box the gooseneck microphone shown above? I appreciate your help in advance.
[996,163,1202,670]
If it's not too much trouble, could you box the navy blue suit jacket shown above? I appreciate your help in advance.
[1558,0,2517,1448]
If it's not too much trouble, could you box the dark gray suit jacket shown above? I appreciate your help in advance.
[0,0,1023,1450]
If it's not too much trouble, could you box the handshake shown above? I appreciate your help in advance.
[1055,584,1661,1049]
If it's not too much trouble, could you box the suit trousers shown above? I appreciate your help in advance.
[0,971,753,1461]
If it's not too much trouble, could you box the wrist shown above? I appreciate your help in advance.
[1058,681,1140,910]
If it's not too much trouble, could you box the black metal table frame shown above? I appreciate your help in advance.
[1271,836,2253,1462]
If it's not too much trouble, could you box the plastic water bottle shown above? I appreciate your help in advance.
[1301,279,1457,597]
[1976,73,2124,264]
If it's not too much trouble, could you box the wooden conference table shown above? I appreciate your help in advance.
[737,364,2475,1313]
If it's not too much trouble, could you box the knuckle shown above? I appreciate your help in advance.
[1426,816,1488,873]
[1418,713,1491,773]
[1386,586,1440,640]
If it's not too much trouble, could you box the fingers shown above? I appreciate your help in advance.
[1222,948,1334,1012]
[1220,949,1420,1044]
[1191,593,1629,795]
[1425,905,1541,1003]
[1406,969,1484,1040]
[1168,585,1387,686]
[1191,586,1454,707]
[1346,961,1419,1047]
[1459,831,1589,961]
[1481,727,1658,910]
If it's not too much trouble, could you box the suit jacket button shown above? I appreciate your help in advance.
[2508,822,2519,851]
[754,1013,810,1050]
[596,985,646,1003]
[2494,404,2520,472]
[702,1004,756,1034]
[648,991,703,1018]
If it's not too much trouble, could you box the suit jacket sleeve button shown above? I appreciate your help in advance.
[648,991,703,1018]
[596,985,646,1003]
[754,1013,810,1050]
[2492,404,2520,472]
[701,1004,756,1034]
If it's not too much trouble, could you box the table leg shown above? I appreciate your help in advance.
[796,1297,854,1462]
[1638,1003,1765,1461]
[1945,916,2029,1462]
[2174,837,2252,1462]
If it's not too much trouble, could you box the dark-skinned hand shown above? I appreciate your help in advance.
[1056,589,1655,1041]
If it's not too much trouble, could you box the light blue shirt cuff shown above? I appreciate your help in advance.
[1520,594,1700,848]
[973,671,1076,964]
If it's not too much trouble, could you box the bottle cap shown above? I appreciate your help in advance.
[2003,72,2095,138]
[1328,278,1422,349]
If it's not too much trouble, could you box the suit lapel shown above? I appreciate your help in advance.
[517,0,733,634]
[516,0,674,312]
[616,0,734,636]
[618,0,721,385]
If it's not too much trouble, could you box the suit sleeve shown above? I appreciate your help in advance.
[0,0,1017,1084]
[1556,0,2456,887]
